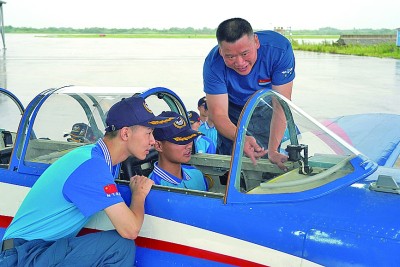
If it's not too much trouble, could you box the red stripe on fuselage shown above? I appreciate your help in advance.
[0,215,268,266]
[0,215,13,228]
[136,236,269,267]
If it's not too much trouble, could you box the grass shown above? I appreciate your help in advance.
[291,40,400,59]
[291,35,340,39]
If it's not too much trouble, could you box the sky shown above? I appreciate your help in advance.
[2,0,400,30]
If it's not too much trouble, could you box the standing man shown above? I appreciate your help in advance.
[203,17,295,169]
[0,96,175,266]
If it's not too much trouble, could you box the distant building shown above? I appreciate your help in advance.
[274,26,292,39]
[274,27,285,35]
[337,34,396,46]
[397,28,400,47]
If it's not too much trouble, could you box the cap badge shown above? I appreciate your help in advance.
[174,117,186,129]
[143,101,154,114]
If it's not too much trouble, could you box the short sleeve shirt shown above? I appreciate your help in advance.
[149,162,207,191]
[195,135,216,154]
[3,139,123,241]
[203,30,295,106]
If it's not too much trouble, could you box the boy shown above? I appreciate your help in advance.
[188,110,216,154]
[149,111,208,191]
[1,96,174,266]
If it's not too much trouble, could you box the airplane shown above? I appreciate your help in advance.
[1,85,400,266]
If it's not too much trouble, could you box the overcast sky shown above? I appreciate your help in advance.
[3,0,399,30]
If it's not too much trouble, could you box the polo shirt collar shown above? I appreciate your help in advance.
[97,138,113,173]
[153,161,190,185]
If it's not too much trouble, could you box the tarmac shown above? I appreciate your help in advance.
[1,33,400,119]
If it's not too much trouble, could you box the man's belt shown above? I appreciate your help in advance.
[1,238,14,251]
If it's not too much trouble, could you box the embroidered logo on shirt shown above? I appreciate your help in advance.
[258,78,271,86]
[282,67,294,77]
[104,184,120,197]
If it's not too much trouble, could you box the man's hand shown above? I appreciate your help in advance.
[267,150,288,171]
[130,175,154,198]
[243,136,268,165]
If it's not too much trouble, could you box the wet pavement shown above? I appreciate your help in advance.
[1,34,399,119]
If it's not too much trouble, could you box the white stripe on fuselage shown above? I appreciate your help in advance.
[0,182,30,216]
[1,182,322,267]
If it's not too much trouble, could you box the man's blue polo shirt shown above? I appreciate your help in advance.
[203,30,295,106]
[3,139,123,241]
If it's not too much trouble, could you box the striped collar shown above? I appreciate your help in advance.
[201,121,214,130]
[97,138,113,173]
[152,161,191,185]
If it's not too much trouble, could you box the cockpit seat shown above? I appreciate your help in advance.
[120,149,158,180]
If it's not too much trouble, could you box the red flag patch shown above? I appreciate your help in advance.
[258,78,271,86]
[104,184,118,194]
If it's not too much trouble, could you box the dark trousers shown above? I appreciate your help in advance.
[0,230,135,266]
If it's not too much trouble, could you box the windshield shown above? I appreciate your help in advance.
[235,90,359,194]
[23,86,185,164]
[0,89,23,151]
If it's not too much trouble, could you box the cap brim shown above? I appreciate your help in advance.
[139,116,176,128]
[167,129,203,145]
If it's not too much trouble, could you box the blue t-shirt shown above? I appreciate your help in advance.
[149,162,207,191]
[3,139,123,241]
[198,121,218,148]
[203,30,295,106]
[195,135,216,154]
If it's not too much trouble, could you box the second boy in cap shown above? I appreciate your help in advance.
[149,111,209,191]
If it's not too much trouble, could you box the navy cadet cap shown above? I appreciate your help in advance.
[187,110,200,124]
[197,96,207,109]
[105,96,176,132]
[153,111,203,145]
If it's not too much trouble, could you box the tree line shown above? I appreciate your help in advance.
[4,26,397,35]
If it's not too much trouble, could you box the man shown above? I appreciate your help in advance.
[197,96,208,125]
[203,17,295,170]
[149,111,208,191]
[188,110,216,154]
[0,96,175,266]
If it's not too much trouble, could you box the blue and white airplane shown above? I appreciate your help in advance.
[1,85,400,266]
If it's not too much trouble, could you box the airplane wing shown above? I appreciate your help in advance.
[322,113,400,167]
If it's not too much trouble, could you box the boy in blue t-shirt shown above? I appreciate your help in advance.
[0,96,175,266]
[188,110,216,154]
[149,111,209,191]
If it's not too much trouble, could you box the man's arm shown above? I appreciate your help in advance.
[104,175,153,240]
[206,93,267,164]
[206,93,236,141]
[268,81,293,170]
